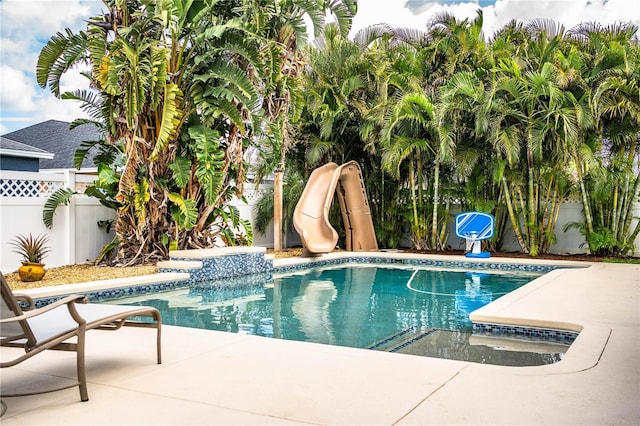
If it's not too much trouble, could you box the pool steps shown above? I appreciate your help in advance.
[158,246,274,282]
[156,259,203,270]
[367,326,423,351]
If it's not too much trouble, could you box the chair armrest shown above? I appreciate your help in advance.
[0,294,87,324]
[14,293,35,310]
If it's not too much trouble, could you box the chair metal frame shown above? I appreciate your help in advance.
[1,272,162,405]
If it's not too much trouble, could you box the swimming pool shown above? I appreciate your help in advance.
[106,264,571,365]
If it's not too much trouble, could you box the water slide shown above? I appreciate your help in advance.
[293,161,378,254]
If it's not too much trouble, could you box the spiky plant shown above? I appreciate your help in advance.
[10,233,51,264]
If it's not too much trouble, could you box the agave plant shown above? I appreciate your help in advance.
[10,233,51,264]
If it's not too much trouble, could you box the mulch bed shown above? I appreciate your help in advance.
[6,264,158,291]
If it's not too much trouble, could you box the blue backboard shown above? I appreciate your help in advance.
[454,212,494,240]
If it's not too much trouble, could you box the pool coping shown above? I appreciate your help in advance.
[14,250,606,373]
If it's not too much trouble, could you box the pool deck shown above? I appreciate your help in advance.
[1,254,638,425]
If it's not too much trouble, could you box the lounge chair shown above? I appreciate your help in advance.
[0,272,161,405]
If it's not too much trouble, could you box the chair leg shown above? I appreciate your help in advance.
[156,322,162,364]
[77,326,88,401]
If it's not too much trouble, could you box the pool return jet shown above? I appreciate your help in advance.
[454,211,494,258]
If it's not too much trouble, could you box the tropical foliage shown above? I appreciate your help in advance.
[292,13,640,256]
[39,0,638,260]
[263,11,639,256]
[37,0,355,264]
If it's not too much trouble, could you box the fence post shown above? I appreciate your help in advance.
[65,170,76,265]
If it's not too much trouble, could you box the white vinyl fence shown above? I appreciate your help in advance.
[1,170,117,273]
[0,172,301,273]
[1,169,638,273]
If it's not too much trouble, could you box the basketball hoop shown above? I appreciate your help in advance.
[455,212,494,259]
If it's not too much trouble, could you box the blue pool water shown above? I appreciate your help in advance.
[106,265,570,365]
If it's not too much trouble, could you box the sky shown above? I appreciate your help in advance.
[0,0,638,135]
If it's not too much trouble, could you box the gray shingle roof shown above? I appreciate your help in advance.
[0,136,53,157]
[1,120,102,169]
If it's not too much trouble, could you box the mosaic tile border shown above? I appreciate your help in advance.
[273,255,579,274]
[472,322,579,344]
[188,271,273,292]
[189,276,270,304]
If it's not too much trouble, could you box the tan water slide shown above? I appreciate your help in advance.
[293,161,378,254]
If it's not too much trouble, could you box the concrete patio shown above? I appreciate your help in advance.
[1,258,638,425]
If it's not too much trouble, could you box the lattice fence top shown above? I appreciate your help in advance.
[0,178,66,197]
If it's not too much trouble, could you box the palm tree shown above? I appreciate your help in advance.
[425,10,487,95]
[566,21,640,255]
[438,19,590,255]
[424,11,489,249]
[381,93,437,249]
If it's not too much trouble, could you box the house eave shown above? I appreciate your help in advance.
[0,148,55,160]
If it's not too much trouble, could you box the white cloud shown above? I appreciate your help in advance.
[351,0,640,39]
[0,37,23,54]
[349,0,478,36]
[0,66,39,112]
[0,62,91,132]
[482,0,640,37]
[0,0,102,133]
[350,0,418,34]
[35,91,91,123]
[1,0,99,36]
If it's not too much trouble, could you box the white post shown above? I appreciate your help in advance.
[64,170,76,265]
[273,170,283,251]
[470,231,482,254]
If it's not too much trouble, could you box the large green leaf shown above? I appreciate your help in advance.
[167,193,198,230]
[43,187,76,229]
[95,168,119,192]
[62,90,105,123]
[84,185,122,210]
[73,138,119,170]
[195,32,262,73]
[169,156,192,189]
[194,59,259,107]
[188,125,225,206]
[149,45,170,109]
[36,29,89,97]
[149,83,184,161]
[133,178,151,229]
